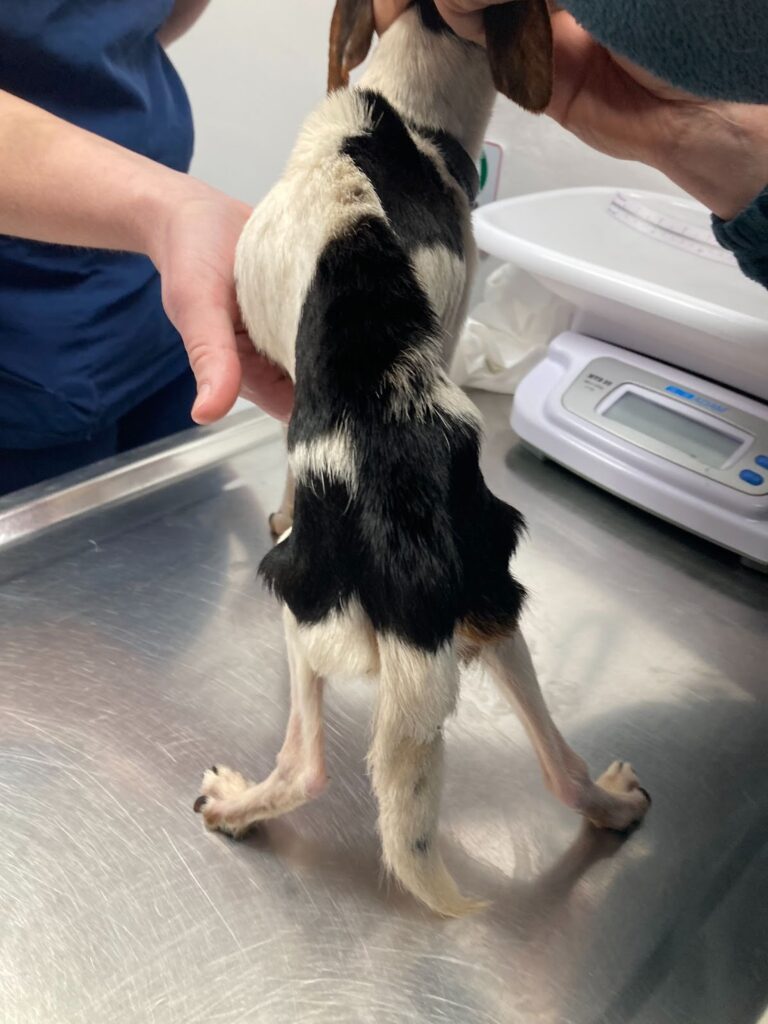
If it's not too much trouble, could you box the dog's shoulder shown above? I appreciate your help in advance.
[342,88,475,258]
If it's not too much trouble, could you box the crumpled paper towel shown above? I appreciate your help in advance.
[450,264,573,393]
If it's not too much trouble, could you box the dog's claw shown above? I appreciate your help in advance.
[193,795,208,813]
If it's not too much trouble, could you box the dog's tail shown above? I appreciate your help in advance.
[368,635,486,917]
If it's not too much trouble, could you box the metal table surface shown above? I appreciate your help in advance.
[2,393,766,1024]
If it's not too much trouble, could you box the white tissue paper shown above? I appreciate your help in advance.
[449,263,573,393]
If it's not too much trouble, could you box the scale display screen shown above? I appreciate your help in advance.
[602,391,743,468]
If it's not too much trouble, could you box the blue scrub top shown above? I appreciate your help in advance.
[0,1,194,448]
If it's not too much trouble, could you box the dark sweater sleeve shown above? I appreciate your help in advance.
[711,187,768,289]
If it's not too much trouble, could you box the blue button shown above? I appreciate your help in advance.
[740,469,764,486]
[756,455,768,470]
[665,385,695,400]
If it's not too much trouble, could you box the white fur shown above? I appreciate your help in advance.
[375,636,459,740]
[236,89,385,377]
[430,374,484,432]
[410,244,466,347]
[290,428,358,492]
[296,599,379,678]
[368,635,485,916]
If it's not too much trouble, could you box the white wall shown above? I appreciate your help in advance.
[170,0,336,205]
[170,0,683,206]
[486,101,683,200]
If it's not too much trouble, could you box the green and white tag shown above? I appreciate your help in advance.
[476,142,502,206]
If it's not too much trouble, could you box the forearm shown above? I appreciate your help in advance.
[0,89,208,262]
[651,101,768,221]
[157,0,211,47]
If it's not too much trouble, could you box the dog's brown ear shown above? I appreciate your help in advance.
[483,1,553,112]
[328,0,375,93]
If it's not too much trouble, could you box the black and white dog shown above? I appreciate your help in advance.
[195,0,650,917]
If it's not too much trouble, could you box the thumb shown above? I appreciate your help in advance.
[435,0,505,45]
[172,301,243,424]
[546,11,594,124]
[374,0,409,33]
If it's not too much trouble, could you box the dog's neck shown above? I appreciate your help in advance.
[357,4,495,159]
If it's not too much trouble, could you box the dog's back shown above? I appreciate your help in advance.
[257,86,526,669]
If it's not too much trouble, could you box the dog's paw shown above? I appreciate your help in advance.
[590,761,651,832]
[193,764,252,838]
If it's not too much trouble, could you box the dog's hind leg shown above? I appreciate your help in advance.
[482,630,650,831]
[269,462,295,539]
[369,636,486,917]
[195,608,326,836]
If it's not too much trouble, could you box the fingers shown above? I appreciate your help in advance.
[177,304,294,424]
[171,300,243,424]
[234,327,293,422]
[373,0,409,34]
[545,11,594,124]
[434,0,505,45]
[240,358,295,423]
[374,0,506,43]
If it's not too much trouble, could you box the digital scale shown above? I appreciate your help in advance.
[474,187,768,568]
[513,332,768,566]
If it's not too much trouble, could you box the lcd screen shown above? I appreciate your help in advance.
[602,391,743,468]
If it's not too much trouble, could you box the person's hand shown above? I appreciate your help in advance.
[372,1,768,220]
[373,0,495,39]
[545,11,768,220]
[146,185,293,425]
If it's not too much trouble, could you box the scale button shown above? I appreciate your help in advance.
[665,385,695,400]
[740,469,764,486]
[755,455,768,470]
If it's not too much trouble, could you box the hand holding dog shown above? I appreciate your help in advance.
[374,1,768,220]
[145,188,294,424]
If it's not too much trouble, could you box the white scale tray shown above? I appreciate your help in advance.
[474,187,768,402]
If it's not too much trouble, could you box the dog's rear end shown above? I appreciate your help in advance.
[195,0,650,917]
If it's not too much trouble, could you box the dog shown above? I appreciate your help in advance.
[194,0,650,917]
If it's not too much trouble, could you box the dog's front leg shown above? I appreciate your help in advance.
[482,630,651,831]
[194,607,326,836]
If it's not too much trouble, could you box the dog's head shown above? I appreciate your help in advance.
[328,0,553,112]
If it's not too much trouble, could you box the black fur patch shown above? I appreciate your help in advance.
[259,213,526,652]
[343,91,471,255]
[414,124,480,208]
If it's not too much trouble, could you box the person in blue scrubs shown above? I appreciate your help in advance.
[0,0,291,497]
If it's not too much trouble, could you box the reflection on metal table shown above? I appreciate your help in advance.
[2,394,766,1024]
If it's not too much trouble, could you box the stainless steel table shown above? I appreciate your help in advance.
[2,394,766,1024]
